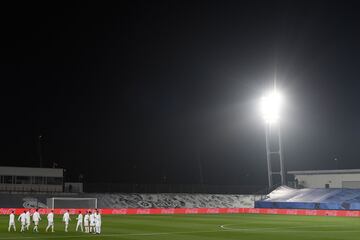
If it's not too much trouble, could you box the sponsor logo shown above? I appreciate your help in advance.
[304,210,317,216]
[185,209,198,214]
[0,208,15,214]
[112,209,128,214]
[267,209,278,214]
[161,209,175,214]
[226,208,239,213]
[325,211,337,216]
[345,211,358,217]
[38,209,48,214]
[136,209,151,214]
[206,208,219,214]
[286,209,298,215]
[59,209,67,214]
[249,208,260,214]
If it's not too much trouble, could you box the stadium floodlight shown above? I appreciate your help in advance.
[260,90,283,124]
[260,88,285,188]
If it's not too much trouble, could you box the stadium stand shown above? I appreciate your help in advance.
[255,186,360,210]
[0,192,260,208]
[93,193,260,208]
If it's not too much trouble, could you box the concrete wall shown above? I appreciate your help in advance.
[295,173,360,188]
[0,184,63,192]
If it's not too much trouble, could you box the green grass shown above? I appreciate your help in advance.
[1,213,360,239]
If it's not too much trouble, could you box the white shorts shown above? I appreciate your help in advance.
[9,221,15,225]
[34,221,39,226]
[90,222,95,227]
[21,221,26,226]
[48,221,54,226]
[84,222,89,227]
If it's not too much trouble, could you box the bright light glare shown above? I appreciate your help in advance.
[260,90,283,124]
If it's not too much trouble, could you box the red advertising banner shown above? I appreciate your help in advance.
[1,208,360,217]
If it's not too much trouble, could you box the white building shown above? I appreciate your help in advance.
[288,169,360,189]
[0,166,63,192]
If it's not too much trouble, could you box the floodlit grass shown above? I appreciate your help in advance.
[1,213,360,239]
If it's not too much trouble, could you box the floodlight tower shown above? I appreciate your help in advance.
[260,89,285,188]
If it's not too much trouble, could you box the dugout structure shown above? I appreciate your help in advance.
[47,197,98,209]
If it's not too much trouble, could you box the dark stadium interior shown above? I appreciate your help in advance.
[1,0,360,189]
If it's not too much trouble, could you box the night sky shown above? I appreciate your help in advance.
[1,1,360,186]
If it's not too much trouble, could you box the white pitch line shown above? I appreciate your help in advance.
[0,229,222,239]
[2,223,359,239]
[219,224,360,233]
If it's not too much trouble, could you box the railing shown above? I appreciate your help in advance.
[0,184,63,193]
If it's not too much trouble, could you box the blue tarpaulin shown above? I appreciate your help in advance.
[255,186,360,210]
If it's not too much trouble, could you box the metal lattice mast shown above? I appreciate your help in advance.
[264,123,285,188]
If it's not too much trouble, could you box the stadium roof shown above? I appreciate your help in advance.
[288,169,360,175]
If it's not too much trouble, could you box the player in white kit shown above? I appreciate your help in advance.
[18,210,26,232]
[89,211,95,233]
[8,211,16,232]
[46,210,55,232]
[95,210,101,234]
[32,209,41,232]
[25,209,31,231]
[63,210,71,232]
[84,211,90,233]
[76,210,83,232]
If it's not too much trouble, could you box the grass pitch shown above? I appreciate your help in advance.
[1,213,360,239]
